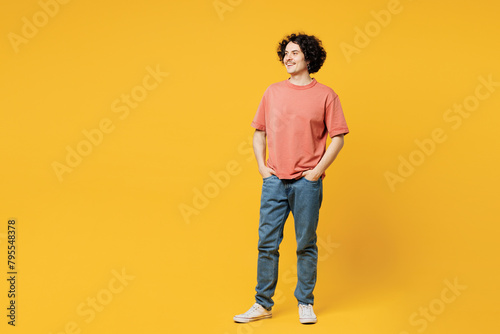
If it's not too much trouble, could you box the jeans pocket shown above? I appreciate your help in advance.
[263,175,274,181]
[303,176,320,184]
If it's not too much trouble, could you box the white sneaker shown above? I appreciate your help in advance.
[233,303,272,323]
[298,304,317,324]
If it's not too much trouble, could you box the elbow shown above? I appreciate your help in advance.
[253,129,266,141]
[254,129,266,136]
[253,129,267,146]
[333,134,345,148]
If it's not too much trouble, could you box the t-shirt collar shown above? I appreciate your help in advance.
[285,77,318,90]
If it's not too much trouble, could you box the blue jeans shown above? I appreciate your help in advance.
[255,175,323,310]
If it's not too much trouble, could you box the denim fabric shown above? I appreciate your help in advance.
[255,175,323,310]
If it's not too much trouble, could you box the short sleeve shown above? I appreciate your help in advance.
[251,90,267,131]
[325,94,349,137]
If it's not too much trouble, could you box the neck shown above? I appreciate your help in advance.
[288,72,313,86]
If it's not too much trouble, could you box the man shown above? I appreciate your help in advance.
[233,33,349,324]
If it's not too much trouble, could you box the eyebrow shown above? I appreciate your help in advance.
[284,50,300,53]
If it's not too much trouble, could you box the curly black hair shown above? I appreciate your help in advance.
[277,33,327,74]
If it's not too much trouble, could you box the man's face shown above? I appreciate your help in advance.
[283,42,309,75]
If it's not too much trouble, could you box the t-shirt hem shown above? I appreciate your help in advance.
[273,171,327,180]
[330,128,349,137]
[275,172,303,180]
[251,121,266,131]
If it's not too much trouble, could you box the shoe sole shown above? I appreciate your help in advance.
[300,318,317,324]
[233,314,272,323]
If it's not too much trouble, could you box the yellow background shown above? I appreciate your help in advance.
[1,0,499,333]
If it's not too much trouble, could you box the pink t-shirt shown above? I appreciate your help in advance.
[251,78,349,179]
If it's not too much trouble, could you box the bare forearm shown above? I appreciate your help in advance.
[311,134,345,177]
[253,130,276,178]
[253,130,267,169]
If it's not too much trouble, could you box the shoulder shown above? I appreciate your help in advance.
[269,80,287,90]
[261,80,287,96]
[314,80,339,98]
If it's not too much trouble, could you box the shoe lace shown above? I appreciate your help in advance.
[300,304,314,317]
[246,303,262,315]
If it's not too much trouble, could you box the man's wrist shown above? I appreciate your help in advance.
[310,167,323,180]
